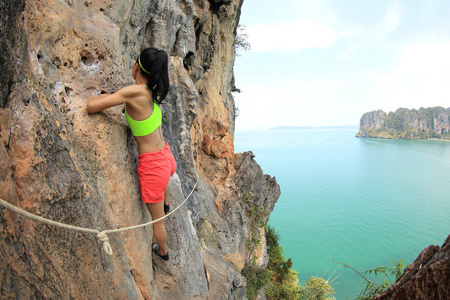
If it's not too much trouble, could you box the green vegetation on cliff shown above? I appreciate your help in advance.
[357,106,450,140]
[242,225,334,300]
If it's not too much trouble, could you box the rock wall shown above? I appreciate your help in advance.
[356,107,450,140]
[0,0,280,299]
[373,234,450,300]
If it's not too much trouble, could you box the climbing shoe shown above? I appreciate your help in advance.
[152,242,169,261]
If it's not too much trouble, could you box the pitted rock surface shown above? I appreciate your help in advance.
[0,0,280,299]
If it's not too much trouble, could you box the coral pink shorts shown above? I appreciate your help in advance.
[138,143,177,204]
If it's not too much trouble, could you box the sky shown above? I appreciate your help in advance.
[233,0,450,131]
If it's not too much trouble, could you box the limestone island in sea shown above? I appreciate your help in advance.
[356,106,450,140]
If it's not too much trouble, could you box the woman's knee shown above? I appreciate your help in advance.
[154,219,165,227]
[153,220,166,236]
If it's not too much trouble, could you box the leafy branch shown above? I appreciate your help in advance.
[332,257,371,284]
[234,24,251,53]
[333,258,407,300]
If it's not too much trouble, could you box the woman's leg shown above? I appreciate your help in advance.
[146,201,167,255]
[163,188,170,214]
[164,188,169,206]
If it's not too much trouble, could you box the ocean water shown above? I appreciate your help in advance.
[234,127,450,300]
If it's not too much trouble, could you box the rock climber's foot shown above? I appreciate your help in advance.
[152,242,169,261]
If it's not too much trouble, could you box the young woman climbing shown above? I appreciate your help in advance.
[86,48,175,261]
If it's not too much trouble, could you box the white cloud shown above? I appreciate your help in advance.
[340,2,403,60]
[247,19,337,53]
[285,0,336,22]
[234,79,350,131]
[422,0,442,22]
[375,1,402,36]
[378,39,450,110]
[244,0,340,53]
[245,1,402,54]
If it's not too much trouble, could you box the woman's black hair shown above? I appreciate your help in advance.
[137,48,170,104]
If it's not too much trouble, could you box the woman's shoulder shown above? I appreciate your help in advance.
[120,85,152,110]
[118,84,148,97]
[118,85,152,105]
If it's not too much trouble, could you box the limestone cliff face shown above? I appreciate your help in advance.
[0,1,280,299]
[356,107,450,140]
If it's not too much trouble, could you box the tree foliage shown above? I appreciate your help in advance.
[234,24,251,52]
[241,264,272,300]
[242,225,335,300]
[303,277,335,300]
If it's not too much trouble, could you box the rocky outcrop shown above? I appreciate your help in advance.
[356,107,450,140]
[0,0,280,299]
[373,234,450,300]
[358,110,386,131]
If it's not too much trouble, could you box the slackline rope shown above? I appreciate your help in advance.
[0,178,198,256]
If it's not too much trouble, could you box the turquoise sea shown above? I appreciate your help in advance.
[234,127,450,300]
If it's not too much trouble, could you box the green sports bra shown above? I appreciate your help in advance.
[125,101,162,137]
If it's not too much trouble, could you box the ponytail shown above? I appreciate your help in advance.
[137,48,170,104]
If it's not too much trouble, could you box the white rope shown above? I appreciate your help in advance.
[1,125,202,257]
[0,178,198,256]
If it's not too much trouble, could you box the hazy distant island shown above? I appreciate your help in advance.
[356,106,450,140]
[270,125,358,130]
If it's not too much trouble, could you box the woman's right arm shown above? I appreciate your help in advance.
[86,86,138,113]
